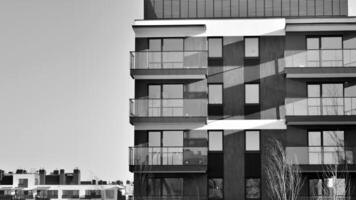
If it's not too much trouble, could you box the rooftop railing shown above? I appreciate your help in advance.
[286,146,355,165]
[130,51,208,70]
[284,49,356,68]
[129,146,208,166]
[130,98,207,118]
[285,97,356,116]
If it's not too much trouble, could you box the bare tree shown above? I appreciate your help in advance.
[264,138,303,200]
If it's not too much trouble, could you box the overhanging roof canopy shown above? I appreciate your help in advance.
[133,19,286,38]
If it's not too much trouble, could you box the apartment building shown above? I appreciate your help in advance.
[129,0,356,199]
[0,169,123,200]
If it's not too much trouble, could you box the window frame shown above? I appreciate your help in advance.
[208,37,223,58]
[208,83,223,105]
[208,130,224,152]
[245,83,260,104]
[244,37,260,58]
[245,130,261,152]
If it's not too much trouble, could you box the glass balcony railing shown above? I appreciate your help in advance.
[286,146,355,165]
[129,146,208,166]
[297,196,353,200]
[134,196,207,200]
[130,51,208,70]
[285,97,356,116]
[284,49,356,68]
[130,98,207,117]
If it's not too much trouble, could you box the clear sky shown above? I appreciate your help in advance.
[0,0,141,182]
[0,0,355,183]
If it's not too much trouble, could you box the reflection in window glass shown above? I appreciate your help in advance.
[246,178,260,199]
[323,131,344,146]
[208,38,222,58]
[184,131,208,147]
[147,178,161,196]
[162,178,183,196]
[209,131,223,151]
[245,84,259,104]
[209,84,223,104]
[309,179,323,196]
[245,38,259,57]
[245,131,260,151]
[322,84,343,97]
[209,178,223,200]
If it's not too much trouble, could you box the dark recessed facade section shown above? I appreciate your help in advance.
[245,153,261,178]
[244,104,260,119]
[285,116,356,125]
[208,104,223,117]
[208,152,223,178]
[129,165,207,173]
[131,68,208,80]
[285,67,356,78]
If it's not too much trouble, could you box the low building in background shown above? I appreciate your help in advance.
[0,169,129,200]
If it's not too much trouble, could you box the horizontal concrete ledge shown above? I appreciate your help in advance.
[285,67,356,78]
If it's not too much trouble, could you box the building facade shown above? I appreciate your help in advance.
[0,169,123,200]
[129,0,356,199]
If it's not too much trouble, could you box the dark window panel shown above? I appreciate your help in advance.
[324,0,333,16]
[340,0,348,15]
[246,178,261,199]
[208,178,224,200]
[155,0,164,18]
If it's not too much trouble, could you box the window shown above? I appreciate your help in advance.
[184,131,208,147]
[163,131,183,147]
[163,39,183,51]
[245,84,259,104]
[105,190,115,199]
[85,190,101,198]
[18,179,28,187]
[208,38,222,58]
[209,84,223,104]
[245,37,259,57]
[147,178,183,197]
[246,178,260,199]
[209,131,223,151]
[209,178,223,200]
[309,178,346,196]
[245,131,260,151]
[62,190,79,199]
[306,36,343,67]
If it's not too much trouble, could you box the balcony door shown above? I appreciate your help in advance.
[308,131,345,164]
[148,84,184,117]
[148,131,183,165]
[147,38,184,69]
[306,36,343,67]
[307,83,344,115]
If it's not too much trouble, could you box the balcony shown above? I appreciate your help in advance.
[284,49,356,78]
[129,146,208,173]
[129,98,207,124]
[130,51,208,79]
[285,97,356,125]
[134,196,207,200]
[286,146,356,172]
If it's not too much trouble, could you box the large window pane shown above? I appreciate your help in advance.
[246,178,260,199]
[147,178,161,196]
[245,84,260,104]
[149,39,162,51]
[163,131,183,146]
[308,84,321,97]
[149,85,161,98]
[209,84,223,104]
[323,131,344,146]
[322,83,343,97]
[307,38,320,49]
[208,38,222,58]
[163,39,183,51]
[184,131,208,147]
[245,131,260,151]
[209,131,223,151]
[321,37,342,49]
[149,131,161,146]
[163,84,183,98]
[209,178,223,200]
[245,38,259,57]
[162,178,183,196]
[309,179,323,196]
